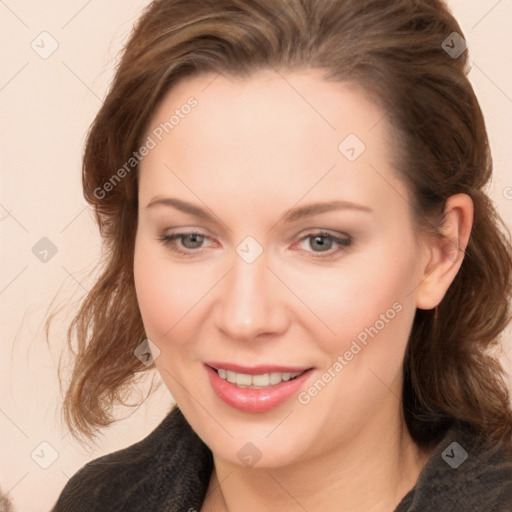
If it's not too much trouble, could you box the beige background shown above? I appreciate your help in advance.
[1,1,511,510]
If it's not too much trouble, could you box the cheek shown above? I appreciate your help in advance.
[292,235,419,357]
[133,239,202,341]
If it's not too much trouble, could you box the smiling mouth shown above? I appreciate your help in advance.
[212,367,309,389]
[205,363,315,412]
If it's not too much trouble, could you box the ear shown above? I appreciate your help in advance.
[415,193,474,310]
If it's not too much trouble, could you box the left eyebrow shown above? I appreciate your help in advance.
[281,199,373,222]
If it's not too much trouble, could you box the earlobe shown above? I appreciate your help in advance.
[415,193,474,310]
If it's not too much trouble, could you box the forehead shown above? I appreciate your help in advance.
[145,67,385,156]
[138,68,410,221]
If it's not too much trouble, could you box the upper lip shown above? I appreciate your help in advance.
[206,361,312,375]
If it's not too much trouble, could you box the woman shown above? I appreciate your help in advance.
[51,0,512,510]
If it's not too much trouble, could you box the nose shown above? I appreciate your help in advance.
[214,250,290,342]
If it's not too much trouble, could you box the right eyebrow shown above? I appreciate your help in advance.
[146,196,215,220]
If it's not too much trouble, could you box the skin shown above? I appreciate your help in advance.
[133,68,473,511]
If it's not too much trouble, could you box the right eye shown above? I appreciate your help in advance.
[158,231,214,256]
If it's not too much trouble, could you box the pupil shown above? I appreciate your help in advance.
[184,234,203,249]
[311,236,331,252]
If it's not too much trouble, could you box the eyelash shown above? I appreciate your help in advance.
[157,230,352,259]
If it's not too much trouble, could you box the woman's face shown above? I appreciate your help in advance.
[134,69,431,468]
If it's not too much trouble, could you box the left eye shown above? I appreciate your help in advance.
[295,231,352,257]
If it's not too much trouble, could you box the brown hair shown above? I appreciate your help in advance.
[0,486,14,512]
[52,0,512,447]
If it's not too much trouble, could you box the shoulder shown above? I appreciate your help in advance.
[51,406,213,512]
[397,423,512,512]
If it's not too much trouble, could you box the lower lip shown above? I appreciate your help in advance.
[205,365,313,413]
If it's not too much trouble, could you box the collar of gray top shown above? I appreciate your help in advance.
[52,405,512,512]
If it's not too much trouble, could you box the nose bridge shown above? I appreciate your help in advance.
[215,246,288,340]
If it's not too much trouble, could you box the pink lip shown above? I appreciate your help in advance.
[205,363,314,413]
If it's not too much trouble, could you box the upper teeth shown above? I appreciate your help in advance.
[217,369,303,388]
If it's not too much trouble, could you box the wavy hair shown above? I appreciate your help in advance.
[51,0,512,447]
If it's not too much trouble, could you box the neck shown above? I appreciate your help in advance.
[202,405,432,512]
